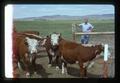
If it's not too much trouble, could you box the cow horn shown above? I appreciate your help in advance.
[22,33,46,40]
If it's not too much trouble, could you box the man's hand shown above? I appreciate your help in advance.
[75,24,79,27]
[87,27,93,32]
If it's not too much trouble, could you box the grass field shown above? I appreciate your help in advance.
[14,19,114,40]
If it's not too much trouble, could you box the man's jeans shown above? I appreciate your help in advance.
[80,34,89,44]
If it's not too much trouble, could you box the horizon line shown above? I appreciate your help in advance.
[14,13,114,19]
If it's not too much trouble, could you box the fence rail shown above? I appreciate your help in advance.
[72,24,114,41]
[74,32,115,35]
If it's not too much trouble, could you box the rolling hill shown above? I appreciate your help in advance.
[15,14,114,21]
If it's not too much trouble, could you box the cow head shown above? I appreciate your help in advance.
[94,44,104,55]
[26,37,39,54]
[25,37,39,63]
[50,32,61,50]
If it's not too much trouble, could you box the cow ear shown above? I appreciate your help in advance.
[101,43,104,47]
[25,41,28,46]
[46,34,50,38]
[59,33,62,41]
[59,33,61,37]
[46,35,49,38]
[24,39,28,46]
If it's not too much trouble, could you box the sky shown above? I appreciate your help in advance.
[13,4,114,19]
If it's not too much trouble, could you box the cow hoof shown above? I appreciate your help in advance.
[62,70,65,74]
[56,66,59,70]
[34,72,37,75]
[48,64,52,68]
[26,72,30,78]
[62,72,64,75]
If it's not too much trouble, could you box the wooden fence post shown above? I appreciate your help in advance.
[103,44,109,78]
[72,24,76,41]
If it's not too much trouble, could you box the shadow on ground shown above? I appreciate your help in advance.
[30,64,51,78]
[36,54,48,58]
[67,66,102,78]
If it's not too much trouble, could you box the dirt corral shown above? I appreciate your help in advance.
[18,35,115,78]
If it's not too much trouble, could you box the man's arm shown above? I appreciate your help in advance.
[88,23,94,32]
[88,27,94,32]
[75,23,83,32]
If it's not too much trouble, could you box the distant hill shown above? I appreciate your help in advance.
[83,14,114,19]
[15,14,114,21]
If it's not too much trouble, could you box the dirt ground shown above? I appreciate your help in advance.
[18,35,115,78]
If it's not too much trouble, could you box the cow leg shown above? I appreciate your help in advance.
[48,56,52,67]
[61,62,68,74]
[48,54,52,67]
[32,56,37,74]
[55,55,60,70]
[64,62,68,75]
[79,62,87,77]
[25,62,30,77]
[25,64,31,78]
[13,54,19,78]
[18,62,22,71]
[61,62,65,74]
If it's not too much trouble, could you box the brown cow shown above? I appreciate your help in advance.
[49,33,104,77]
[41,33,61,68]
[12,27,42,77]
[15,35,38,77]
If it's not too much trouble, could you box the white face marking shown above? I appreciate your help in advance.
[26,37,38,54]
[51,33,60,46]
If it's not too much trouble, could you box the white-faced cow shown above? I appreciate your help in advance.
[41,32,61,68]
[47,33,104,77]
[12,27,43,77]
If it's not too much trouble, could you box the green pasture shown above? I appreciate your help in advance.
[14,19,114,41]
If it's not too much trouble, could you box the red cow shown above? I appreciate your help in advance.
[49,33,104,77]
[12,26,42,78]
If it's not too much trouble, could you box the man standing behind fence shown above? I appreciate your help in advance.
[77,17,94,44]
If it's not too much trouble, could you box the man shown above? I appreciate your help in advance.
[78,17,94,44]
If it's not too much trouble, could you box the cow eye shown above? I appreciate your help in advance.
[25,41,28,46]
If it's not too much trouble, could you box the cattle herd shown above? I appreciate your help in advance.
[12,26,104,78]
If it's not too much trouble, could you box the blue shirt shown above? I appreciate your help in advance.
[79,23,94,32]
